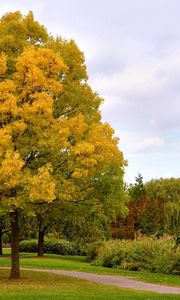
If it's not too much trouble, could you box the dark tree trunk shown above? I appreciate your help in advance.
[0,229,3,256]
[37,221,45,257]
[10,210,20,279]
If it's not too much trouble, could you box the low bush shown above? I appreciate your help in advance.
[2,233,10,243]
[87,236,180,274]
[87,241,105,260]
[19,238,86,256]
[19,239,38,253]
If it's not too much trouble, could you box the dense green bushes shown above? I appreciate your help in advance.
[20,236,180,275]
[20,238,86,256]
[88,236,180,274]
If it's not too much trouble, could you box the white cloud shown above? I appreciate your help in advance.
[90,42,180,96]
[133,137,165,153]
[116,131,165,154]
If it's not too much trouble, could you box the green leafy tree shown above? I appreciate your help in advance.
[145,178,180,237]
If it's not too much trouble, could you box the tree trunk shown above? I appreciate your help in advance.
[10,210,20,279]
[37,224,45,257]
[0,229,3,256]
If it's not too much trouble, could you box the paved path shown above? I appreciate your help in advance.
[19,268,180,295]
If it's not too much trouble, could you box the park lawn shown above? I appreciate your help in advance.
[0,251,180,287]
[0,269,179,300]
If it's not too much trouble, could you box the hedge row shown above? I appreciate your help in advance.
[20,238,86,256]
[87,236,180,274]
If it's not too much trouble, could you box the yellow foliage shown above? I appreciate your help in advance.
[0,44,67,208]
[72,168,89,179]
[10,120,27,134]
[57,179,76,201]
[87,122,123,169]
[15,46,66,98]
[28,164,56,202]
[66,114,88,140]
[74,141,95,155]
[0,11,126,219]
[0,53,7,75]
[0,150,24,189]
[0,128,12,156]
[0,79,18,122]
[79,158,97,167]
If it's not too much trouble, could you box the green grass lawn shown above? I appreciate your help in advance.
[0,250,180,287]
[0,269,179,300]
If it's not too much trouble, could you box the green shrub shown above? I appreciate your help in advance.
[173,251,180,275]
[88,236,180,274]
[2,233,10,243]
[19,239,38,253]
[87,241,105,260]
[19,238,86,256]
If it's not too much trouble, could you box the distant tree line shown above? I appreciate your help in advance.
[112,174,180,242]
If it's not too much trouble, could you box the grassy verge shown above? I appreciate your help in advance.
[0,250,180,287]
[0,269,179,300]
[0,248,11,256]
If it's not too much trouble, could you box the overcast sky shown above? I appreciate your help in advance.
[1,0,180,183]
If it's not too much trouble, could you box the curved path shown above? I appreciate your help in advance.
[21,268,180,295]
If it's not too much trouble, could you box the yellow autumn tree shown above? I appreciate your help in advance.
[0,46,67,278]
[0,11,126,279]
